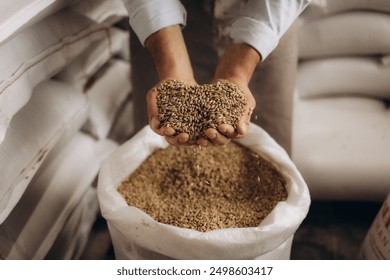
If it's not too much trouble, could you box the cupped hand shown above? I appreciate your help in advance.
[146,79,198,146]
[198,78,256,146]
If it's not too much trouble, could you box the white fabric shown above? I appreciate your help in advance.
[301,0,390,20]
[0,132,118,260]
[55,27,130,90]
[45,187,99,260]
[0,80,89,225]
[292,95,390,201]
[123,0,310,60]
[299,11,390,59]
[0,8,108,143]
[297,56,390,99]
[0,0,79,44]
[230,0,310,60]
[97,123,310,260]
[122,0,187,46]
[108,98,135,143]
[82,59,132,140]
[72,0,128,26]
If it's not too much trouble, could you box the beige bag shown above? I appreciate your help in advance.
[0,80,89,224]
[0,132,117,259]
[297,57,390,99]
[97,123,310,260]
[299,12,390,58]
[292,94,390,201]
[0,8,107,143]
[301,0,390,20]
[360,193,390,259]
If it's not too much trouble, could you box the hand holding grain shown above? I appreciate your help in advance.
[154,79,247,146]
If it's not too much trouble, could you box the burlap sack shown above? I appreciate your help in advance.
[97,123,310,259]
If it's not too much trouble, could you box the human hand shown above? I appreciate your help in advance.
[196,78,255,147]
[145,25,198,146]
[147,79,198,146]
[150,79,249,147]
[200,42,260,146]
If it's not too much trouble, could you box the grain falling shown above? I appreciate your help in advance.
[156,80,246,141]
[118,141,288,232]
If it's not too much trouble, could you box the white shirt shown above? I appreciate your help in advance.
[122,0,311,60]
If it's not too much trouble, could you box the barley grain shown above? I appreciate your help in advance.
[156,80,246,141]
[118,141,287,232]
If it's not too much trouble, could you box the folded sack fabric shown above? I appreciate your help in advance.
[55,27,130,90]
[0,0,79,44]
[301,0,390,21]
[81,59,132,140]
[45,187,99,260]
[0,80,89,225]
[108,97,135,144]
[98,124,310,260]
[292,95,390,201]
[71,0,128,26]
[297,56,390,99]
[0,132,118,260]
[299,11,390,59]
[0,8,109,144]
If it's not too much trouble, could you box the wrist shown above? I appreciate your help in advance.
[214,43,261,86]
[146,25,194,83]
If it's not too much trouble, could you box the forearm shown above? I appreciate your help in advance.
[145,25,194,83]
[230,0,310,60]
[214,43,261,86]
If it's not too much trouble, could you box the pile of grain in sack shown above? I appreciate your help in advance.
[118,79,287,232]
[118,141,287,232]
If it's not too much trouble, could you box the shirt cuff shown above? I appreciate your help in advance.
[124,0,187,46]
[230,17,279,61]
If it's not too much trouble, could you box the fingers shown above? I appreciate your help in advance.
[148,79,255,147]
[217,124,236,138]
[147,85,178,137]
[235,106,253,138]
[146,87,159,120]
[147,87,164,136]
[164,133,194,146]
[164,130,231,147]
[204,128,231,146]
[235,88,256,137]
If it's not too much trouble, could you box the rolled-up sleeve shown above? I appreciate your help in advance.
[122,0,187,46]
[230,0,311,60]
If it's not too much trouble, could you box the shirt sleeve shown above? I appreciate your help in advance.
[230,0,311,60]
[122,0,187,46]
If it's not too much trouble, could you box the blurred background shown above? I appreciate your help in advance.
[0,0,388,260]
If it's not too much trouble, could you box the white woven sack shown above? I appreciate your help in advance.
[299,12,390,59]
[71,0,128,26]
[82,59,132,140]
[297,56,390,99]
[0,8,108,144]
[108,98,135,143]
[292,95,390,201]
[0,80,89,225]
[0,132,118,260]
[301,0,390,21]
[55,27,130,90]
[98,123,311,260]
[45,187,99,260]
[0,0,78,44]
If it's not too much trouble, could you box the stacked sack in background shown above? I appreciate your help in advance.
[0,0,134,260]
[292,0,390,201]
